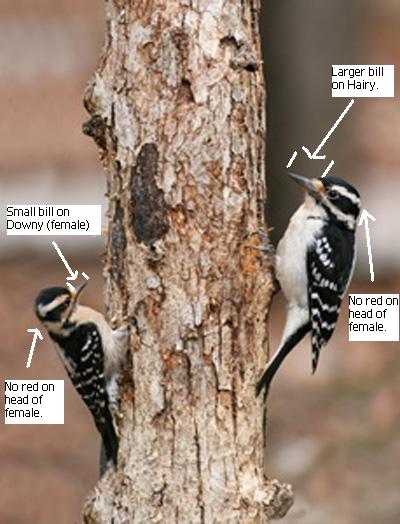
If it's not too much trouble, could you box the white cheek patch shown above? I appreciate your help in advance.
[333,185,361,206]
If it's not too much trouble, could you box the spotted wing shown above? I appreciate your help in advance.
[62,323,109,432]
[307,227,355,372]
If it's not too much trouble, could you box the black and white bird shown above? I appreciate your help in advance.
[256,173,361,396]
[35,283,127,473]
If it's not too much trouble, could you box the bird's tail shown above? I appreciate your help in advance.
[99,407,119,476]
[256,322,311,397]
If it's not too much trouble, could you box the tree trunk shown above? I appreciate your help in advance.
[82,1,292,522]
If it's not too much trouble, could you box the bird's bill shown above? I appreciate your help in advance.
[70,282,87,305]
[288,172,324,198]
[61,282,87,327]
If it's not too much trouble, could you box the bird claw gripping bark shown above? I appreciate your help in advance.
[252,229,281,293]
[112,323,129,347]
[245,229,274,256]
[256,229,276,257]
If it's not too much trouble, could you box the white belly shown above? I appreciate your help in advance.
[276,198,326,309]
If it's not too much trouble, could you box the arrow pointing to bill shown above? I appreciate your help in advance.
[26,328,43,368]
[303,98,355,160]
[52,241,79,281]
[358,209,376,282]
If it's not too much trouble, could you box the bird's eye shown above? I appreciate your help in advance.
[327,189,339,199]
[64,297,71,308]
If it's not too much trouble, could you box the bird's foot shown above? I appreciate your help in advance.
[113,323,129,347]
[253,230,281,293]
[256,229,276,257]
[246,229,276,261]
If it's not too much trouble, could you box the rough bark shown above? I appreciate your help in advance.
[83,1,293,522]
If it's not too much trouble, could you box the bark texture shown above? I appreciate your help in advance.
[83,1,293,522]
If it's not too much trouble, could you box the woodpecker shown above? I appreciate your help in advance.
[256,173,360,396]
[35,283,127,473]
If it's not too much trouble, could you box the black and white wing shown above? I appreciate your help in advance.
[307,226,355,372]
[69,324,108,429]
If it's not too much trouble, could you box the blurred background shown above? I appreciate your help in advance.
[0,1,399,522]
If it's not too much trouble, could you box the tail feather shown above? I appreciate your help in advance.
[256,322,311,397]
[99,407,119,475]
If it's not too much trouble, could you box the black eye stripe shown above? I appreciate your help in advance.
[44,302,69,321]
[330,195,360,217]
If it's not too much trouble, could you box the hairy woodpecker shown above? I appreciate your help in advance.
[35,283,127,473]
[256,173,361,396]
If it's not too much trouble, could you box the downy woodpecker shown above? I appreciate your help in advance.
[35,283,127,473]
[256,173,360,396]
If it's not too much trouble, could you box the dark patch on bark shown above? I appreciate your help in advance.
[243,62,258,72]
[220,35,239,48]
[178,79,194,103]
[130,143,169,245]
[82,115,108,150]
[172,31,189,59]
[220,35,259,72]
[110,201,127,290]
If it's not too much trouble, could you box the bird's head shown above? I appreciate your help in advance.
[288,172,361,229]
[35,283,87,335]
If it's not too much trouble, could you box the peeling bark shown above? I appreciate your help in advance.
[83,1,293,522]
